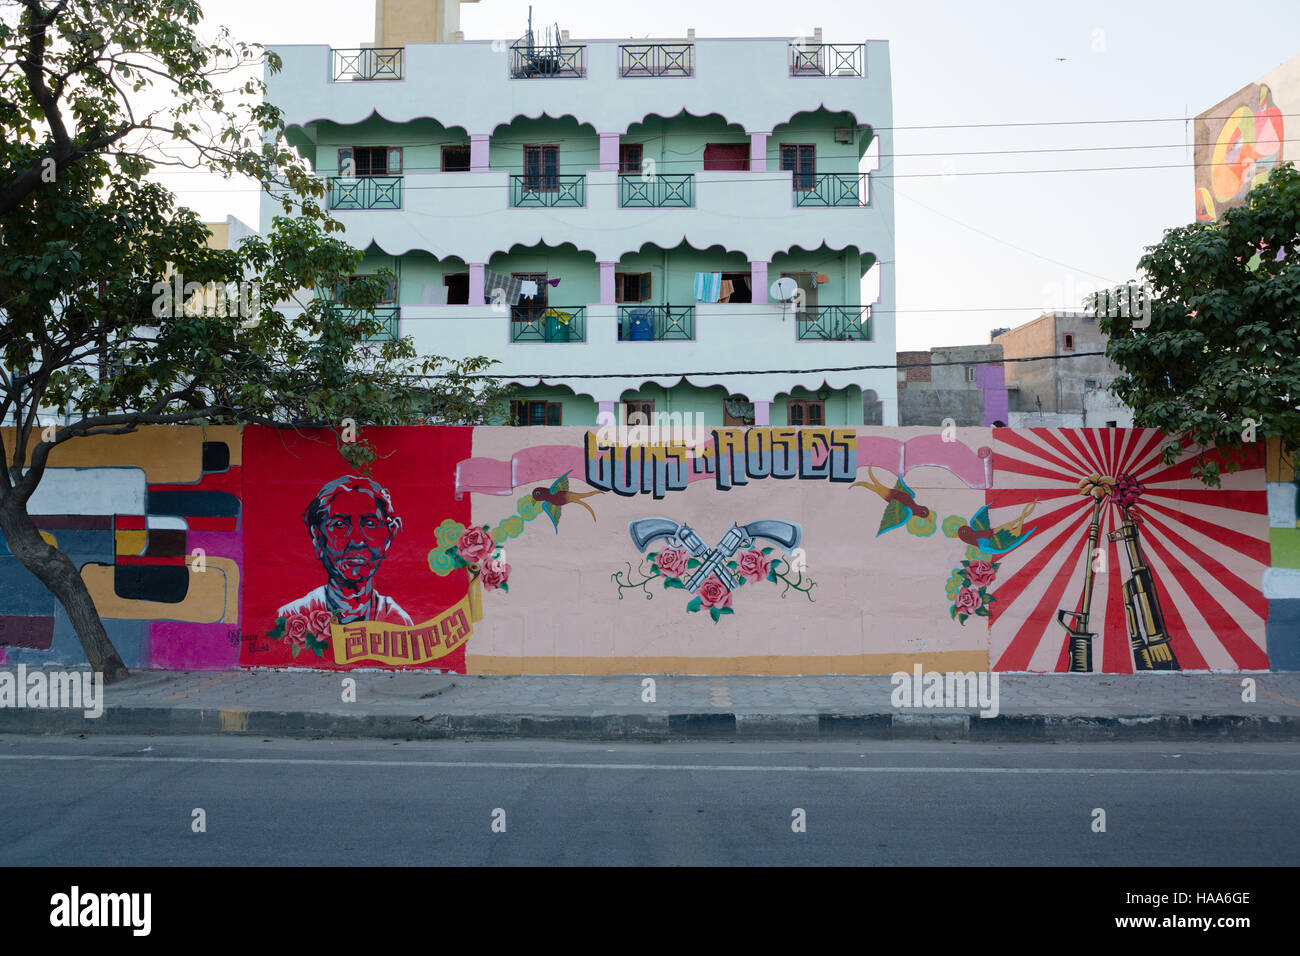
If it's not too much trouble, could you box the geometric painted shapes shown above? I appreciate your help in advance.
[146,490,240,518]
[115,514,146,530]
[146,516,187,530]
[145,529,188,558]
[33,515,114,530]
[1265,437,1295,483]
[202,441,231,473]
[40,424,242,483]
[82,557,238,623]
[0,558,59,615]
[1267,481,1298,528]
[1263,568,1300,600]
[27,467,147,516]
[113,564,190,603]
[1266,599,1300,671]
[115,530,148,556]
[0,615,55,649]
[1273,528,1300,569]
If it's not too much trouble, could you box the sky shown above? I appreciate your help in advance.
[161,0,1300,351]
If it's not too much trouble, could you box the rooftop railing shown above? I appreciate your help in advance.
[510,43,586,78]
[618,43,694,77]
[331,47,404,81]
[788,42,865,76]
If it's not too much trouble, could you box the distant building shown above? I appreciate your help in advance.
[992,312,1131,428]
[1194,54,1297,222]
[896,344,1007,426]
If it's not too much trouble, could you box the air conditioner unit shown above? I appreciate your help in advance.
[833,127,854,143]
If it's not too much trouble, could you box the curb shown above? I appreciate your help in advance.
[2,709,1298,741]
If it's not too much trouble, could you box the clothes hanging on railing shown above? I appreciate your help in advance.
[694,272,722,302]
[718,278,735,303]
[519,279,539,298]
[482,270,526,304]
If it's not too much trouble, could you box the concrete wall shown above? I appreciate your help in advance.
[995,312,1125,416]
[896,345,1004,427]
[1,425,1290,675]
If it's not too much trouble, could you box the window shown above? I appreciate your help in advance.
[615,272,651,303]
[1084,378,1098,389]
[623,400,654,425]
[720,272,752,303]
[788,401,825,426]
[511,400,562,426]
[965,366,977,383]
[335,273,397,303]
[339,146,402,177]
[443,272,469,305]
[523,145,560,191]
[1063,333,1075,351]
[703,143,750,171]
[619,143,643,174]
[511,271,548,321]
[441,144,471,172]
[780,144,816,190]
[1106,420,1118,428]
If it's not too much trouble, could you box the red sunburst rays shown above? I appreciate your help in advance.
[987,429,1270,673]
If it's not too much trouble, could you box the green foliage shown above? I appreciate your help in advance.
[1101,163,1300,486]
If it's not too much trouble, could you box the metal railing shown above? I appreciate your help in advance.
[510,306,586,342]
[510,174,586,207]
[619,43,694,76]
[510,43,586,77]
[788,43,865,76]
[331,47,404,81]
[343,306,400,342]
[794,306,872,341]
[793,172,868,207]
[618,305,695,341]
[619,173,694,207]
[328,176,403,210]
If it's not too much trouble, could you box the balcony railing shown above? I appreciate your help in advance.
[331,47,404,81]
[795,306,872,341]
[619,173,694,207]
[510,174,586,207]
[328,175,403,210]
[510,43,586,78]
[793,173,868,207]
[342,306,400,342]
[618,305,695,341]
[618,43,694,77]
[510,306,586,342]
[788,43,865,76]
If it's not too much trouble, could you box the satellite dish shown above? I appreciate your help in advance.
[770,277,798,302]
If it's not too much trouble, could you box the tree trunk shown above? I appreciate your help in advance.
[0,496,130,683]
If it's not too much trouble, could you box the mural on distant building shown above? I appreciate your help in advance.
[1195,82,1285,221]
[1,424,1284,674]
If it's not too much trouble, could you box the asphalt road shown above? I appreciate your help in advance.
[0,735,1297,866]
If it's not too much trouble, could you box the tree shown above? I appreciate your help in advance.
[1100,161,1299,486]
[0,1,509,681]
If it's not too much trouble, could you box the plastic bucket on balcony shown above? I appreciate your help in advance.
[627,308,654,341]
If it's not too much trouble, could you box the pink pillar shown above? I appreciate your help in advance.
[750,260,769,301]
[598,400,617,426]
[749,132,769,172]
[752,401,771,426]
[468,263,486,303]
[470,134,490,172]
[599,132,620,172]
[599,261,617,305]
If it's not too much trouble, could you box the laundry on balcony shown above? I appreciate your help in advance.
[481,270,550,304]
[519,279,540,297]
[543,308,574,326]
[694,272,722,302]
[718,278,735,303]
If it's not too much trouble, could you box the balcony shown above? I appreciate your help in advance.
[510,306,586,342]
[345,306,400,342]
[618,43,694,77]
[788,43,866,76]
[618,173,694,207]
[795,306,872,341]
[618,305,695,341]
[328,176,403,210]
[331,47,404,81]
[510,174,586,207]
[510,43,587,78]
[793,173,868,207]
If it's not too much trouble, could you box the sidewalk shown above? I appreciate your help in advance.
[1,667,1298,741]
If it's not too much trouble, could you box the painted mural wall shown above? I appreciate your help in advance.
[0,425,1290,674]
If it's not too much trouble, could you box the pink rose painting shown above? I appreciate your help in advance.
[284,614,310,647]
[697,576,733,611]
[735,549,772,584]
[308,607,335,641]
[954,586,982,616]
[456,526,496,564]
[655,548,690,579]
[966,560,996,588]
[479,557,511,591]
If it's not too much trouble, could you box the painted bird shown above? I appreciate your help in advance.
[852,466,931,535]
[531,471,605,531]
[953,500,1039,555]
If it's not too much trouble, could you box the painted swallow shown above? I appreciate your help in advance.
[955,500,1039,554]
[530,471,605,531]
[852,466,931,535]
